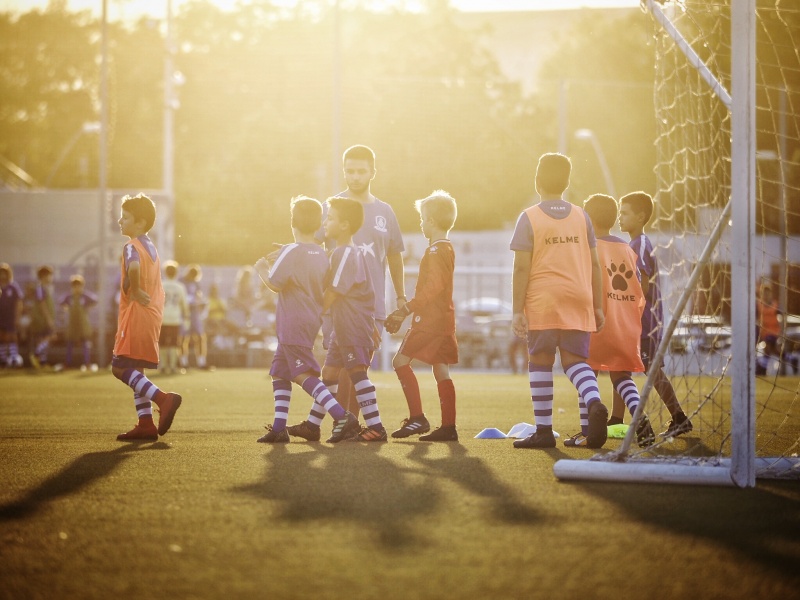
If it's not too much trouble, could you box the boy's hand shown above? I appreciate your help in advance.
[372,323,382,347]
[132,289,151,306]
[512,312,528,339]
[384,305,409,334]
[594,308,605,332]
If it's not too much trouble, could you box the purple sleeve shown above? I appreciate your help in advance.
[328,247,364,296]
[59,294,71,307]
[509,213,533,252]
[268,244,296,290]
[583,211,597,248]
[123,242,140,273]
[83,291,98,307]
[630,236,654,278]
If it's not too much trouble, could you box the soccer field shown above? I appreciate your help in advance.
[1,368,799,599]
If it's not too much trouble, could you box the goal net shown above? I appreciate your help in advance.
[555,0,800,486]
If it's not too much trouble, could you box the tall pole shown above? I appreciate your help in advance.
[97,0,110,366]
[331,0,341,192]
[164,0,175,258]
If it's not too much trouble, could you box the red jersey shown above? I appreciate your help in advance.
[524,204,595,331]
[588,237,645,372]
[406,239,455,335]
[113,235,164,364]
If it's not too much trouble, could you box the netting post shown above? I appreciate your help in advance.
[729,0,757,488]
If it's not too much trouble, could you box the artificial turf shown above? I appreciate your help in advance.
[1,368,799,599]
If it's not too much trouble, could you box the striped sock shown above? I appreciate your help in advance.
[529,364,554,427]
[578,396,589,436]
[9,342,19,361]
[614,376,641,417]
[120,369,167,406]
[395,364,423,417]
[271,379,292,432]
[564,362,601,411]
[35,338,50,363]
[0,343,8,365]
[307,379,337,426]
[438,378,456,426]
[134,391,152,420]
[302,376,345,420]
[350,371,381,428]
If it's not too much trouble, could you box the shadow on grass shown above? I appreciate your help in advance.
[568,478,800,578]
[0,442,170,521]
[235,441,540,550]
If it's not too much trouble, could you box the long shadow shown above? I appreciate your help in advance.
[0,442,170,521]
[234,443,440,550]
[564,476,800,579]
[403,442,541,525]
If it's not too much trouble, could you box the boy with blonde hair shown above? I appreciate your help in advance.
[386,190,459,441]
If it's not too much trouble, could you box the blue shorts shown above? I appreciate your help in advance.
[527,329,590,359]
[270,344,321,380]
[188,310,205,335]
[112,354,158,370]
[325,331,373,370]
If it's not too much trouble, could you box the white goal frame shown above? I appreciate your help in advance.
[554,0,766,487]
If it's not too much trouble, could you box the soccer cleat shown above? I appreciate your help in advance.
[419,425,458,442]
[327,412,360,443]
[349,425,388,442]
[563,432,588,447]
[585,401,609,448]
[391,415,431,438]
[156,393,182,436]
[606,415,624,427]
[513,429,556,448]
[662,412,693,438]
[29,353,41,370]
[635,414,656,448]
[257,425,290,444]
[117,421,158,441]
[287,420,321,442]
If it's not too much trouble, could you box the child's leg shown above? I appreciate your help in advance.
[433,363,456,427]
[65,341,73,367]
[612,372,641,417]
[528,359,554,429]
[82,340,91,367]
[393,353,423,418]
[562,351,607,448]
[0,341,8,365]
[608,388,626,425]
[113,366,181,436]
[652,366,682,416]
[271,378,292,432]
[349,368,382,429]
[300,375,345,420]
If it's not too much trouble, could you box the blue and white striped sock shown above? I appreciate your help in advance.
[271,379,292,432]
[529,364,554,427]
[565,362,601,410]
[614,376,641,417]
[302,376,345,420]
[350,371,381,428]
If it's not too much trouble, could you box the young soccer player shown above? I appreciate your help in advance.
[182,264,209,370]
[289,197,387,442]
[563,194,655,448]
[29,264,56,369]
[385,191,459,441]
[160,260,188,375]
[510,153,609,449]
[254,196,359,444]
[59,274,98,370]
[112,193,182,441]
[0,263,25,368]
[618,191,692,437]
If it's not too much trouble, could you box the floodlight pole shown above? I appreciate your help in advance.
[331,0,342,192]
[97,0,110,366]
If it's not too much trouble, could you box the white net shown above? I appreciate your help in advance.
[610,0,800,479]
[555,0,800,484]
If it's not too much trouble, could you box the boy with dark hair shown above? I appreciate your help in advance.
[385,191,459,441]
[182,264,209,370]
[255,196,359,444]
[289,196,387,442]
[510,153,609,449]
[569,194,655,448]
[112,193,182,441]
[29,264,55,369]
[0,263,24,368]
[618,191,692,437]
[59,274,98,370]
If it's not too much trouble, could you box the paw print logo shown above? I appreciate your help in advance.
[607,261,634,291]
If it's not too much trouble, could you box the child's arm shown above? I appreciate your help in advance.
[511,250,531,338]
[387,251,407,309]
[590,247,605,332]
[640,273,650,296]
[126,262,151,306]
[322,288,339,314]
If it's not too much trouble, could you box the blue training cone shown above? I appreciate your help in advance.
[474,427,508,439]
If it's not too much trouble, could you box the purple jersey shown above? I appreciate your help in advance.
[510,200,596,252]
[122,235,158,295]
[630,233,663,341]
[320,197,404,319]
[327,245,375,348]
[0,281,24,330]
[269,242,329,346]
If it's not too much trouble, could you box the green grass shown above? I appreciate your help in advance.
[1,368,799,599]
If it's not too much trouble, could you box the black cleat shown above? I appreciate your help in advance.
[391,415,431,438]
[327,412,360,443]
[286,420,321,442]
[257,425,289,444]
[635,414,656,447]
[513,428,556,449]
[585,401,609,448]
[419,425,458,442]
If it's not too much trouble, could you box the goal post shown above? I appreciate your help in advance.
[555,0,800,487]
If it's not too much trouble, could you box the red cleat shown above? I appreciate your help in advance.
[117,421,158,442]
[156,393,183,436]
